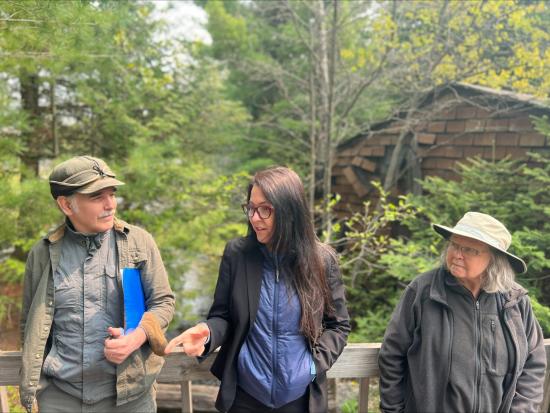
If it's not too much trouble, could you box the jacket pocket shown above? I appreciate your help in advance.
[128,249,147,268]
[42,335,69,376]
[102,263,118,311]
[53,273,78,309]
[310,351,317,382]
[123,349,147,398]
[482,315,507,376]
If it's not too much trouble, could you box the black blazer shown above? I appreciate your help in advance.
[203,236,350,413]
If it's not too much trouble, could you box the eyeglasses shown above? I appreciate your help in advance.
[448,240,487,257]
[241,203,274,219]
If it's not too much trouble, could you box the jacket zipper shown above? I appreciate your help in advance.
[473,299,481,413]
[490,320,497,370]
[270,260,280,405]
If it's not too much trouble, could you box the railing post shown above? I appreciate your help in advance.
[358,378,369,413]
[180,380,192,413]
[327,378,337,412]
[0,386,9,413]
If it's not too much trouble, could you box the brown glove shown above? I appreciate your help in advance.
[139,312,168,356]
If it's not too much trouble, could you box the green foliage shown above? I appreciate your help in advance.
[0,136,60,324]
[531,296,550,337]
[340,154,550,340]
[378,238,440,284]
[205,1,252,60]
[352,156,550,340]
[341,398,358,413]
[340,378,381,413]
[379,1,550,96]
[410,156,550,295]
[3,0,550,341]
[334,182,419,341]
[120,139,250,315]
[532,115,550,137]
[0,1,163,160]
[198,0,550,202]
[0,177,59,321]
[336,183,418,284]
[0,0,253,329]
[5,385,25,413]
[349,310,393,344]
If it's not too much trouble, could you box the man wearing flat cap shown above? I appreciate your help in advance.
[19,156,175,413]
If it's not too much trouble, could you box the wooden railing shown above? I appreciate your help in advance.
[2,340,550,413]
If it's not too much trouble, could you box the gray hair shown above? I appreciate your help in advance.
[441,244,516,293]
[67,194,79,213]
[56,193,79,215]
[482,251,516,293]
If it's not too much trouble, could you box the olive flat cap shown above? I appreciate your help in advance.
[49,156,124,198]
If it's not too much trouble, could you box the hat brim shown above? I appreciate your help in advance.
[432,223,527,274]
[76,177,125,194]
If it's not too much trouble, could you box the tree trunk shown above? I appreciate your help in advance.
[323,0,339,242]
[409,133,422,195]
[308,18,317,220]
[383,128,410,192]
[50,79,58,157]
[315,0,339,241]
[19,70,41,174]
[383,100,422,192]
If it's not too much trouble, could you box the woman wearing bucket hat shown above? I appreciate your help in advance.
[379,211,546,413]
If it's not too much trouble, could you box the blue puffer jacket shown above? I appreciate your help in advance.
[236,247,313,407]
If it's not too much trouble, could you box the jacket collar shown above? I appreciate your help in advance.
[429,266,527,308]
[500,283,527,308]
[44,216,129,244]
[241,234,261,252]
[429,266,450,306]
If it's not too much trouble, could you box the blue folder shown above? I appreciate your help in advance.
[122,268,146,334]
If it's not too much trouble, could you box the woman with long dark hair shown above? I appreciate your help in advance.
[166,166,350,413]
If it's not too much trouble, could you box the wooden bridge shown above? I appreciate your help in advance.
[2,340,550,413]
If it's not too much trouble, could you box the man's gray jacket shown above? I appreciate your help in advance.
[19,218,175,412]
[379,267,546,413]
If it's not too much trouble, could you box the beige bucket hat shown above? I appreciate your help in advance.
[433,211,527,274]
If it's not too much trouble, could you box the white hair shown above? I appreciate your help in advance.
[57,194,79,215]
[441,244,516,293]
[482,251,516,293]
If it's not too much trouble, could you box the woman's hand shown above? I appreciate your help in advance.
[164,322,210,356]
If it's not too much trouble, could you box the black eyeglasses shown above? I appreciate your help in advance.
[241,203,274,219]
[448,240,488,257]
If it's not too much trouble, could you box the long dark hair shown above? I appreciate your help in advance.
[246,166,334,343]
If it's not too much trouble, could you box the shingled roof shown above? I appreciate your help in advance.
[333,83,550,213]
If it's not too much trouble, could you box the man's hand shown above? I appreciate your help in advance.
[164,322,210,356]
[104,326,147,365]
